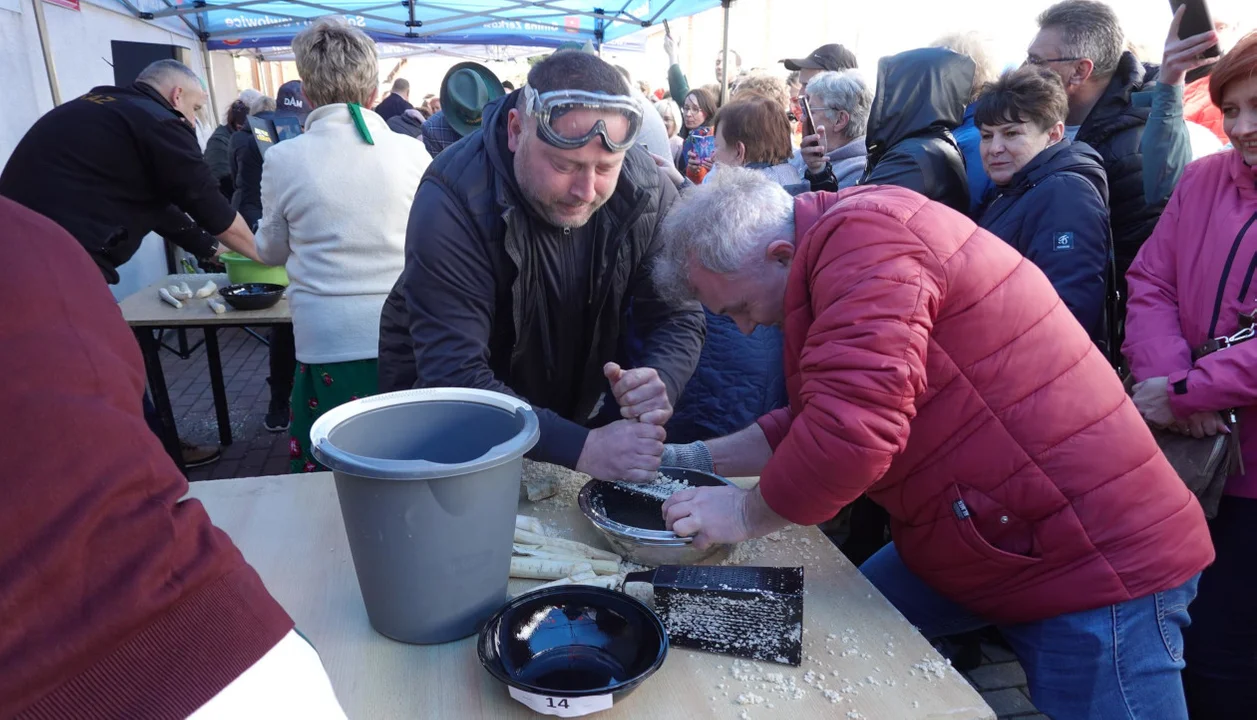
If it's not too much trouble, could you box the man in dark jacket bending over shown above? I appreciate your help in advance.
[377,51,706,482]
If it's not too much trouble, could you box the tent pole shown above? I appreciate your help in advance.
[31,0,62,106]
[201,41,220,124]
[719,0,731,105]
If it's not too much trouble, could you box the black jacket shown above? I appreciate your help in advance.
[229,120,265,229]
[0,83,231,283]
[860,47,973,213]
[204,123,235,198]
[387,112,424,139]
[978,140,1112,344]
[377,91,706,468]
[1076,52,1162,279]
[374,93,412,122]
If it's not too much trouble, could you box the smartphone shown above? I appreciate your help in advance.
[1170,0,1221,57]
[663,19,671,38]
[798,95,816,137]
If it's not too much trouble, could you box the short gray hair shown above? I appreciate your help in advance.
[249,95,276,115]
[654,167,795,302]
[1037,0,1124,77]
[805,70,873,142]
[135,59,202,93]
[292,18,379,108]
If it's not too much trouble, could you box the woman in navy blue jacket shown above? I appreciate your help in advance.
[976,66,1112,350]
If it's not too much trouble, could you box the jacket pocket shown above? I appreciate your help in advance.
[950,484,1041,568]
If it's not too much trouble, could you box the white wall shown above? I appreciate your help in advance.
[0,0,234,300]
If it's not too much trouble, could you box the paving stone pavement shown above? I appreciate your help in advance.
[160,327,1044,717]
[152,327,292,481]
[962,644,1041,719]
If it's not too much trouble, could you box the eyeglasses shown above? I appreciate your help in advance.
[523,85,643,153]
[1025,55,1083,66]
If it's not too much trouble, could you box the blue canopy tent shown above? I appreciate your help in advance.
[115,0,720,51]
[100,0,733,124]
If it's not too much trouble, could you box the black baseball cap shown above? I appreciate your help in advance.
[782,43,858,72]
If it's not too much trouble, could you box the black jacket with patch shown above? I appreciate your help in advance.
[376,91,706,468]
[0,83,231,283]
[978,140,1112,347]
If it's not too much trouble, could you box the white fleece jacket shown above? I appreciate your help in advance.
[255,104,431,364]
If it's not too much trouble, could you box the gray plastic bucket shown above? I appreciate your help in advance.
[309,388,539,644]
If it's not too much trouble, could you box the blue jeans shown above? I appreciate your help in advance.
[860,543,1199,720]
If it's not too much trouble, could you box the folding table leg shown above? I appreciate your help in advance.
[204,327,234,446]
[134,327,185,474]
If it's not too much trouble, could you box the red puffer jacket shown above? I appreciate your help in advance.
[756,186,1213,624]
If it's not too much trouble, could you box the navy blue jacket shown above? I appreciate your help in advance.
[665,310,788,444]
[954,104,994,218]
[978,140,1111,342]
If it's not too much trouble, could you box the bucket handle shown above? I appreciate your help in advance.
[310,396,540,480]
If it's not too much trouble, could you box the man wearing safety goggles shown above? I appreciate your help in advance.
[378,50,706,483]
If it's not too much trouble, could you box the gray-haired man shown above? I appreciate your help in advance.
[0,58,262,470]
[1028,0,1162,282]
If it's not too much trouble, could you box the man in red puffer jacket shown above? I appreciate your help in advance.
[652,168,1214,720]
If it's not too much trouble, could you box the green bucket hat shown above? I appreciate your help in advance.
[440,61,506,138]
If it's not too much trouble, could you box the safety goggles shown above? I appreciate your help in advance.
[523,85,642,153]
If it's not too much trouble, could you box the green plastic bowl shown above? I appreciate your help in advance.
[221,252,289,287]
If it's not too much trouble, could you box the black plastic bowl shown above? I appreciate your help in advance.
[478,586,668,711]
[218,283,285,311]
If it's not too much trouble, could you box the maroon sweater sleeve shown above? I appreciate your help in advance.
[757,210,939,526]
[0,198,292,719]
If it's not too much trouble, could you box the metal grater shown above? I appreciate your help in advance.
[624,565,804,666]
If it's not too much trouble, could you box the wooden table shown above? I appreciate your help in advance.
[188,473,993,720]
[118,274,291,471]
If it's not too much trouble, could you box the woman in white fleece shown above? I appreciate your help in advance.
[255,18,431,473]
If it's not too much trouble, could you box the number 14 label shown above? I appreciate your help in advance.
[508,687,613,717]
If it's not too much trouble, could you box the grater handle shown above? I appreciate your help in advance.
[624,569,658,586]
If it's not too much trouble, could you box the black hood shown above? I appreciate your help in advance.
[1003,139,1109,203]
[866,47,975,154]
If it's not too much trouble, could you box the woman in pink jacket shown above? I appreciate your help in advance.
[1123,32,1257,719]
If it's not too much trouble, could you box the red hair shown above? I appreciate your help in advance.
[1211,30,1257,108]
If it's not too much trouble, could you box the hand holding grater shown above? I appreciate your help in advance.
[624,565,804,666]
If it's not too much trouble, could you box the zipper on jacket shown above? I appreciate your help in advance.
[1232,212,1257,308]
[1207,211,1257,338]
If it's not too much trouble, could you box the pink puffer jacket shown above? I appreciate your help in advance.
[1125,150,1257,498]
[757,186,1212,625]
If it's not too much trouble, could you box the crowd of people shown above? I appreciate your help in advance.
[2,0,1256,716]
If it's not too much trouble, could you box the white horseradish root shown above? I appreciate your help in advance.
[158,287,183,309]
[509,558,594,581]
[513,528,620,562]
[512,544,620,575]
